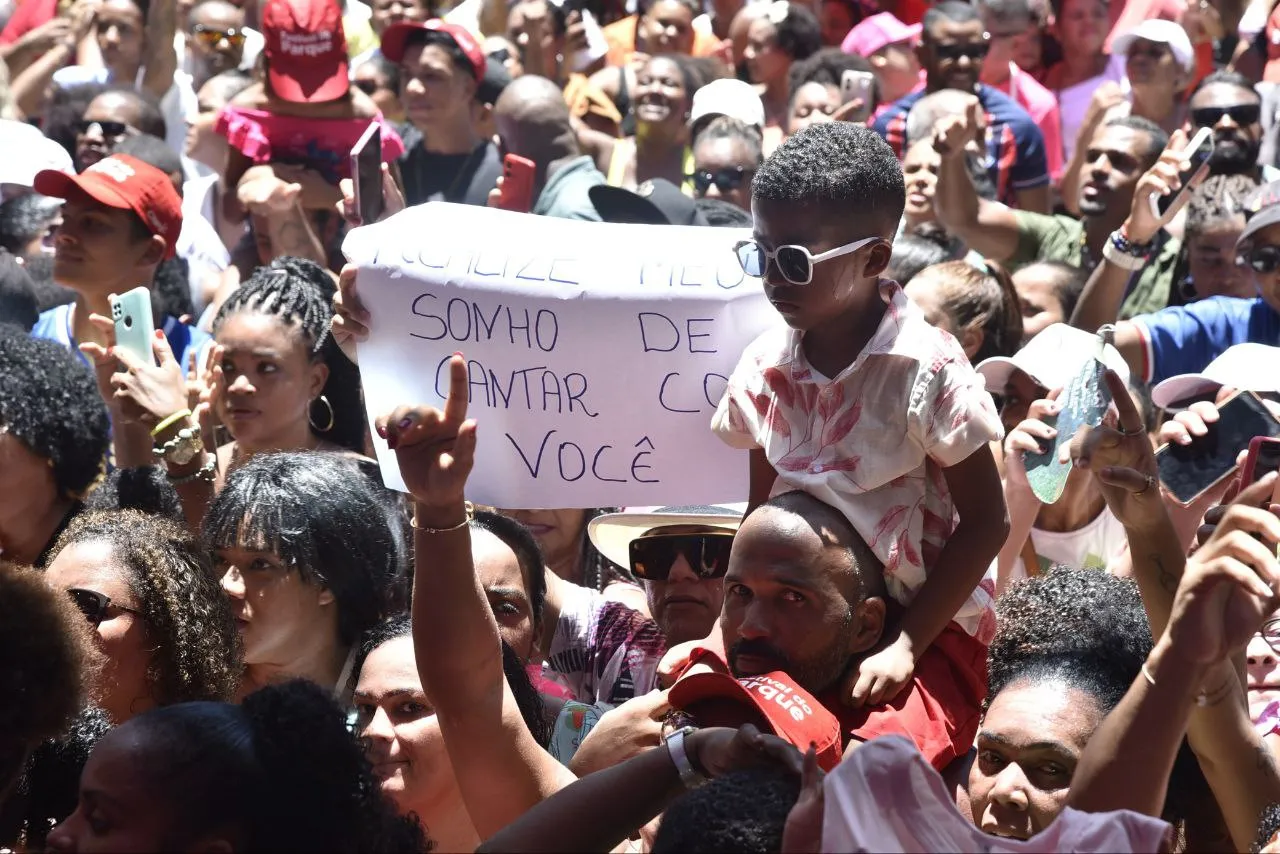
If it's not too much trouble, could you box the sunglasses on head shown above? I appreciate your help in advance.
[689,166,751,195]
[75,119,135,138]
[933,41,989,61]
[1241,245,1280,273]
[735,236,880,285]
[629,532,735,581]
[67,588,139,626]
[1191,103,1261,128]
[192,23,246,48]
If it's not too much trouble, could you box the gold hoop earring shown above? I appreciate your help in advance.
[310,395,335,433]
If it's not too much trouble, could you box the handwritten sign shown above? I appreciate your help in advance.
[343,203,776,508]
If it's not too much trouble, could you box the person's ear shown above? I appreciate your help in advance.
[317,586,336,607]
[869,51,887,71]
[308,358,329,400]
[141,233,167,267]
[862,239,892,279]
[847,595,885,654]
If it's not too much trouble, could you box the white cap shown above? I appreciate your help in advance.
[1112,19,1196,73]
[0,120,73,191]
[1150,343,1280,409]
[975,323,1131,394]
[689,79,766,131]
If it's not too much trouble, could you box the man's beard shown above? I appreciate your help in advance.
[727,611,855,695]
[1210,138,1261,176]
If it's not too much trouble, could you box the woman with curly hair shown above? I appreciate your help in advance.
[0,326,109,567]
[0,561,88,802]
[42,510,240,724]
[743,2,822,151]
[204,451,403,701]
[46,680,425,853]
[963,566,1207,844]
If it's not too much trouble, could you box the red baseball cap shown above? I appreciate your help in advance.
[381,19,486,81]
[262,0,349,103]
[670,663,844,772]
[34,154,182,259]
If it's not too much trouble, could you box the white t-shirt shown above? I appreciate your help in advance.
[53,65,198,161]
[179,174,230,315]
[1010,505,1127,583]
[1056,54,1128,164]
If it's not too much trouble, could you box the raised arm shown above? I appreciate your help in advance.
[139,0,178,100]
[932,102,1021,261]
[379,354,574,841]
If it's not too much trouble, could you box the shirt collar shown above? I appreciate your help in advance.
[778,279,911,383]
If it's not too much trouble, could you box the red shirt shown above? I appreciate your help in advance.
[0,0,57,46]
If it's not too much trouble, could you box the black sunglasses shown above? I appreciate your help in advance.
[352,78,380,96]
[688,167,751,195]
[1241,245,1280,273]
[629,532,735,581]
[1191,103,1261,128]
[67,588,140,626]
[933,41,989,61]
[487,47,513,63]
[75,119,135,138]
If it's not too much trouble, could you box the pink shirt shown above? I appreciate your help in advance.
[822,736,1173,852]
[711,281,1003,641]
[991,63,1065,183]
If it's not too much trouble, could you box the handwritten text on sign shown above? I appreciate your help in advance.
[343,203,776,508]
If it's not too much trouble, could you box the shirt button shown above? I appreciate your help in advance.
[811,464,824,474]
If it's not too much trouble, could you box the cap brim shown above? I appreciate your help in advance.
[669,670,774,730]
[974,356,1021,394]
[1241,205,1280,248]
[1150,374,1223,410]
[589,184,670,225]
[588,509,743,569]
[33,169,135,211]
[268,60,349,104]
[380,21,424,64]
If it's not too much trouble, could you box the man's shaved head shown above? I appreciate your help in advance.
[493,74,578,167]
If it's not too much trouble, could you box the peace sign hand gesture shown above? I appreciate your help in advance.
[376,354,477,516]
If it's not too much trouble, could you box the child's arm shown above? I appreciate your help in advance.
[851,444,1009,707]
[745,448,778,517]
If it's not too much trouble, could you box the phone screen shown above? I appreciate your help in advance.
[1155,128,1213,217]
[1249,439,1280,485]
[1156,392,1280,503]
[351,122,383,226]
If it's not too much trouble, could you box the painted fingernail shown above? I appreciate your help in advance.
[398,416,413,430]
[453,351,463,358]
[375,423,388,439]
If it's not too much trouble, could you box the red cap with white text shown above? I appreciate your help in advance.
[262,0,349,103]
[671,660,844,771]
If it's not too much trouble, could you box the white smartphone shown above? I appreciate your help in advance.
[841,70,875,123]
[1148,125,1213,221]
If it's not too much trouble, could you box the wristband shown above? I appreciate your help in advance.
[664,726,707,789]
[151,408,192,438]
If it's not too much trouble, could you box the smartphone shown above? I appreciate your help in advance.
[110,286,155,367]
[841,70,875,123]
[350,121,383,226]
[1241,436,1280,494]
[1149,125,1213,220]
[496,154,536,213]
[1156,391,1280,505]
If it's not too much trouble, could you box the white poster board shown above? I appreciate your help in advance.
[343,203,777,509]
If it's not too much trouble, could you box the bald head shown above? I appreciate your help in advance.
[493,75,578,167]
[753,491,886,602]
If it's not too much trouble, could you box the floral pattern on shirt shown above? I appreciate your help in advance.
[712,281,1004,642]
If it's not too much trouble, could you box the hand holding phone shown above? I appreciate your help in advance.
[110,286,156,367]
[840,70,875,124]
[1147,125,1213,222]
[1241,437,1280,503]
[495,154,536,213]
[350,121,384,226]
[1156,391,1280,505]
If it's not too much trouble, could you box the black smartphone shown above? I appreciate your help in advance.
[1151,126,1213,219]
[1156,391,1280,505]
[350,121,383,226]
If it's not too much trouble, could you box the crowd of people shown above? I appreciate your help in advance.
[7,0,1280,848]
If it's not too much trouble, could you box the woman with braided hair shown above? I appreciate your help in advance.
[207,255,366,466]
